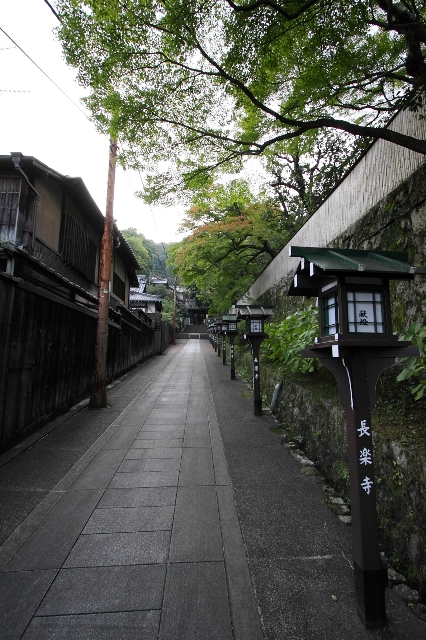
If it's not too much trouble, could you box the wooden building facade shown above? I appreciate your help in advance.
[0,153,170,451]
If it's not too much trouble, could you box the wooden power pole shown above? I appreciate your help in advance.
[89,138,117,408]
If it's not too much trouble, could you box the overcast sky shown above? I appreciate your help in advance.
[0,0,185,244]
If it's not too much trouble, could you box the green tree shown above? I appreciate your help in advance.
[120,227,155,274]
[146,283,174,300]
[265,130,369,220]
[152,243,174,280]
[168,182,289,313]
[57,0,426,203]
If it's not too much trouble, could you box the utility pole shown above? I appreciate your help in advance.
[89,138,117,408]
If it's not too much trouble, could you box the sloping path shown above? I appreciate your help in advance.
[0,340,425,639]
[0,341,261,640]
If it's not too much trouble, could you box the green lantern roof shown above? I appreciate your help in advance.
[288,247,416,297]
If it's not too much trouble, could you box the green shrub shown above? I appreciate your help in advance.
[263,306,318,374]
[397,323,426,400]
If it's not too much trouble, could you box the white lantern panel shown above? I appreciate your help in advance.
[347,291,385,333]
[250,319,262,333]
[322,293,339,335]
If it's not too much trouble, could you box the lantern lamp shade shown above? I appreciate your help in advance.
[221,321,228,332]
[249,318,263,333]
[347,291,385,333]
[235,304,273,335]
[228,321,237,331]
[322,293,339,335]
[288,246,416,343]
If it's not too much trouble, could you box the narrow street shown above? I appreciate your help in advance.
[0,340,424,639]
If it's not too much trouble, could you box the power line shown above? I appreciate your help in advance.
[43,0,60,22]
[137,169,170,259]
[0,26,91,121]
[123,167,170,271]
[0,89,30,94]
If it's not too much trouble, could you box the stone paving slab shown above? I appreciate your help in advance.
[140,424,186,433]
[131,435,183,445]
[118,458,181,472]
[82,506,174,534]
[64,530,171,567]
[36,565,166,615]
[98,487,177,508]
[124,446,183,460]
[68,449,126,490]
[0,569,58,640]
[109,470,180,488]
[169,486,223,562]
[178,448,215,485]
[159,562,233,640]
[21,610,161,640]
[2,490,103,572]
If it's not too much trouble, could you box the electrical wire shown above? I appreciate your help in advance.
[2,7,173,257]
[0,26,91,122]
[43,0,60,21]
[120,166,170,274]
[137,170,170,259]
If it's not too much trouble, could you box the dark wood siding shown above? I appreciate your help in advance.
[0,273,163,451]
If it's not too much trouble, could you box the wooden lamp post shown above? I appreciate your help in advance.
[224,313,238,379]
[221,318,229,365]
[288,246,419,628]
[237,305,273,415]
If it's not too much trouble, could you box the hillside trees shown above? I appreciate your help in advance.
[57,0,426,203]
[120,227,155,273]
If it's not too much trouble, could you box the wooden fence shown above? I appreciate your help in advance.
[0,272,170,451]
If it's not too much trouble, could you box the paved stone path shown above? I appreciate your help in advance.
[0,341,261,640]
[1,339,425,639]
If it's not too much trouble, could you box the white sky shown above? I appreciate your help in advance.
[0,0,185,244]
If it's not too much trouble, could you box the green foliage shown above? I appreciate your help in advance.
[263,307,319,375]
[160,299,175,325]
[57,0,426,206]
[397,323,426,400]
[168,182,289,314]
[146,283,173,301]
[152,243,174,281]
[120,228,155,274]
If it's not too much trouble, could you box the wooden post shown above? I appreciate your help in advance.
[247,336,265,416]
[230,334,236,379]
[89,138,117,408]
[172,276,177,345]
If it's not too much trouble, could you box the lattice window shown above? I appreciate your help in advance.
[0,177,21,239]
[60,211,90,275]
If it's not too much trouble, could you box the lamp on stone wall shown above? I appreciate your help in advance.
[288,246,420,629]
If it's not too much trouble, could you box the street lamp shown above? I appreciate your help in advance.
[288,246,420,629]
[223,313,238,379]
[221,318,229,365]
[237,304,273,415]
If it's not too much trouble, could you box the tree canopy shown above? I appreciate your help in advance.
[167,181,289,312]
[57,0,426,202]
[120,227,156,273]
